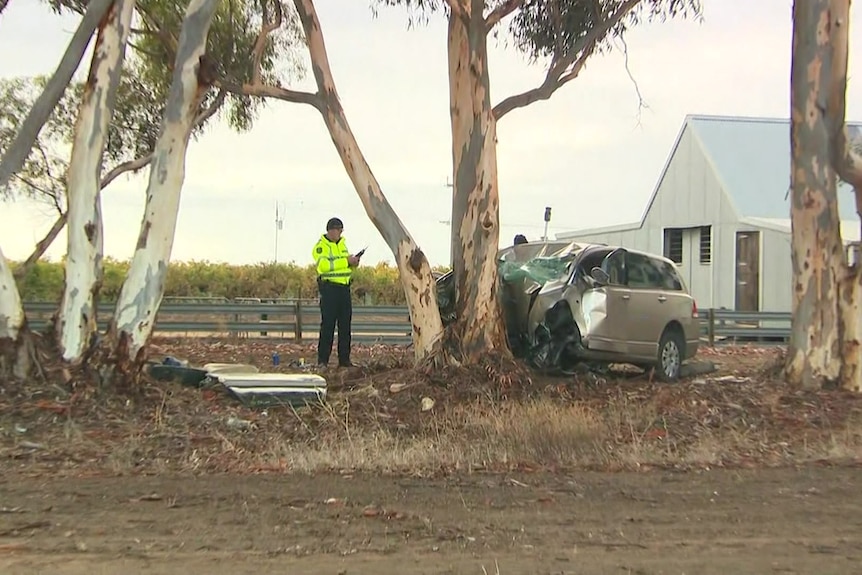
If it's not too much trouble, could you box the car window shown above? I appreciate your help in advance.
[659,260,685,291]
[573,248,612,280]
[627,252,683,290]
[602,250,626,285]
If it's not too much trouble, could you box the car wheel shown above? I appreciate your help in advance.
[656,328,684,382]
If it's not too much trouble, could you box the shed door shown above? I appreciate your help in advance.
[735,231,760,311]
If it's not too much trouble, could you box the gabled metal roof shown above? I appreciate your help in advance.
[687,114,860,221]
[557,114,862,240]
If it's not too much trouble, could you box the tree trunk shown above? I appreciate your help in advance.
[0,245,29,380]
[827,0,862,392]
[839,267,862,391]
[786,0,860,388]
[292,0,444,361]
[107,0,220,379]
[445,1,509,362]
[58,0,136,362]
[13,95,224,282]
[0,0,114,189]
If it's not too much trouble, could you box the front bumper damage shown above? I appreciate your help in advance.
[435,241,596,371]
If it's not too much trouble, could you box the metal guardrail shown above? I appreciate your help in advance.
[21,301,792,345]
[22,300,415,345]
[698,308,791,345]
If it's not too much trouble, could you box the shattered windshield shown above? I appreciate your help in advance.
[497,241,583,287]
[436,241,585,326]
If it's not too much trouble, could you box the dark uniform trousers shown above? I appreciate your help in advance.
[317,279,352,365]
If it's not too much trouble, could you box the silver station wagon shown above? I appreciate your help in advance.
[436,240,701,380]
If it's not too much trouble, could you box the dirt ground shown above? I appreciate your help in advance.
[1,466,861,574]
[2,340,862,573]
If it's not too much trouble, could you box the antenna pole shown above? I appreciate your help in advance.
[274,201,280,264]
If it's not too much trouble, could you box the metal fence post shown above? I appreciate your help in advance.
[708,308,715,347]
[294,299,303,342]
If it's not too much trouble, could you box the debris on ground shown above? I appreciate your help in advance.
[1,339,860,478]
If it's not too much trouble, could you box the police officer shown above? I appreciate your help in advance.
[312,217,360,368]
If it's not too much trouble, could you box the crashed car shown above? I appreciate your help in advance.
[436,241,700,381]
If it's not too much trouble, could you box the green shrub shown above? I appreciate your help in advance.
[13,258,450,305]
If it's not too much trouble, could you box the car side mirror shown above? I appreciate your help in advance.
[590,266,610,285]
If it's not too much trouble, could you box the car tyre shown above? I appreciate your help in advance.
[656,328,685,382]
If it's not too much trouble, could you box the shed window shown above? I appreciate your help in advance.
[663,228,683,264]
[699,226,712,264]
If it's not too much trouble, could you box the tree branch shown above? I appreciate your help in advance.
[129,27,161,37]
[0,0,114,189]
[826,0,862,191]
[135,2,178,60]
[128,41,165,60]
[833,126,862,186]
[12,212,66,280]
[195,87,226,124]
[12,152,151,281]
[213,1,321,111]
[617,31,648,126]
[251,0,283,86]
[485,0,524,30]
[215,79,322,110]
[11,90,228,281]
[492,0,641,120]
[100,155,153,189]
[492,41,596,120]
[11,173,61,209]
[442,0,465,19]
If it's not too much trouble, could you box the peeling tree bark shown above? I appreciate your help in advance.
[107,0,220,378]
[786,0,845,388]
[786,0,862,392]
[825,0,862,391]
[58,0,137,363]
[0,0,114,189]
[293,0,444,361]
[445,0,509,361]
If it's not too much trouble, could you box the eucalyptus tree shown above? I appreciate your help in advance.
[786,0,862,392]
[274,0,701,363]
[0,0,303,382]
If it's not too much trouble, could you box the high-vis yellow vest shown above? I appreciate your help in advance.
[312,234,352,285]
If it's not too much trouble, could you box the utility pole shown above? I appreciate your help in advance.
[274,201,283,264]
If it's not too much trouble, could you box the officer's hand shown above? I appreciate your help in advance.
[348,255,360,267]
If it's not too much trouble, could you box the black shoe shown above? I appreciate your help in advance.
[338,361,355,368]
[316,362,328,369]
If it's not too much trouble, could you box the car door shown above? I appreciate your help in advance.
[583,248,630,354]
[623,252,670,358]
[657,259,699,348]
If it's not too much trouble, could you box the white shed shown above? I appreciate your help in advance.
[556,114,861,313]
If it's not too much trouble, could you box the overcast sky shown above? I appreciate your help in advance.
[2,0,862,268]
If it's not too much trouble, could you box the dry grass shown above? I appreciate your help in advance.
[120,394,862,475]
[214,398,607,474]
[3,344,862,478]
